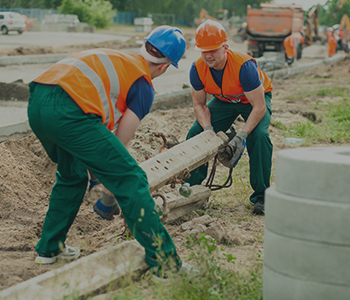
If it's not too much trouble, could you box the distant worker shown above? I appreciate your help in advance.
[283,31,304,65]
[328,30,337,57]
[28,25,191,278]
[337,29,350,53]
[185,20,273,215]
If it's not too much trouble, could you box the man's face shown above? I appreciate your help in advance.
[201,44,228,70]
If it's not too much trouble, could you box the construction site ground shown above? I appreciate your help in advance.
[0,26,350,295]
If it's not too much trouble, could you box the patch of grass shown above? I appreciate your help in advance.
[285,88,314,100]
[280,98,350,144]
[270,120,287,130]
[287,122,320,139]
[100,233,263,300]
[154,232,262,300]
[328,101,350,122]
[317,86,349,97]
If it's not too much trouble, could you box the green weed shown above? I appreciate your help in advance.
[270,120,287,130]
[317,86,349,97]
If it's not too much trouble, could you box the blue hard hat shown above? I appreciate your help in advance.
[145,25,186,68]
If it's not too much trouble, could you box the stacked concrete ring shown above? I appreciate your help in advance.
[263,147,350,300]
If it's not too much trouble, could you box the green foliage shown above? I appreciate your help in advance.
[58,0,115,28]
[1,0,62,9]
[318,0,350,26]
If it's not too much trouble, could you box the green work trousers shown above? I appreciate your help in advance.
[185,93,273,204]
[27,83,181,270]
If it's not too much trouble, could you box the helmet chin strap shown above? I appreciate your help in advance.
[140,44,172,65]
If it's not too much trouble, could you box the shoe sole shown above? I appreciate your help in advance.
[35,256,58,264]
[35,247,80,264]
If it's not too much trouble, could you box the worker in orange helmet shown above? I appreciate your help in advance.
[328,29,337,57]
[28,25,195,280]
[184,20,273,215]
[283,31,304,65]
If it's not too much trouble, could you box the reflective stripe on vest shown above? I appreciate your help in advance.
[57,49,121,128]
[33,49,153,131]
[213,74,266,103]
[195,50,273,104]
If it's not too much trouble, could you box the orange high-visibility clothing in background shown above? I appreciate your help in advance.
[34,49,153,130]
[328,36,337,57]
[194,50,273,104]
[283,32,304,59]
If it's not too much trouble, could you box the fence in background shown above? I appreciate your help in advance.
[147,13,175,26]
[114,12,139,24]
[0,8,187,26]
[0,8,58,23]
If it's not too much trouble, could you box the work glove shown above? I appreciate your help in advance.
[225,125,237,140]
[93,192,120,220]
[218,131,247,169]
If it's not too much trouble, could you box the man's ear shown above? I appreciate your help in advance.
[159,63,170,73]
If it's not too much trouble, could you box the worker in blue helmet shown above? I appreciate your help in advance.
[143,25,186,68]
[29,25,191,279]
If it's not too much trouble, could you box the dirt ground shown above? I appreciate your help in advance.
[0,44,350,292]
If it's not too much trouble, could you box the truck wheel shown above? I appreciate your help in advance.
[18,29,23,34]
[1,26,8,35]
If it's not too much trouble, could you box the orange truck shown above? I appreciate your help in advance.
[246,3,304,57]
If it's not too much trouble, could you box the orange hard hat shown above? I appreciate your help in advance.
[195,20,228,51]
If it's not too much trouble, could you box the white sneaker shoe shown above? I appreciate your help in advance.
[152,261,199,282]
[35,245,81,264]
[179,261,200,277]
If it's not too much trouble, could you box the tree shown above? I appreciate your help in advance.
[318,0,350,26]
[87,0,115,28]
[58,0,115,28]
[1,0,62,8]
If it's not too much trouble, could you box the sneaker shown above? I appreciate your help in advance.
[179,261,200,277]
[152,261,199,283]
[252,198,265,215]
[35,245,81,265]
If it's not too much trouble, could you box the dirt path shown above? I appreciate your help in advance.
[0,44,349,292]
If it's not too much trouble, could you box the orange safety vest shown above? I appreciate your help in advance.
[34,48,153,130]
[283,33,303,59]
[328,36,337,57]
[195,50,273,104]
